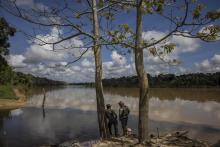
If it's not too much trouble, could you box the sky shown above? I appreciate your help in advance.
[0,0,220,83]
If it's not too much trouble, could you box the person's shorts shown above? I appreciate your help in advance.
[120,118,128,127]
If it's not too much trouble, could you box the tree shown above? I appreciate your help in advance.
[0,17,16,84]
[105,0,220,143]
[0,17,16,56]
[91,0,108,138]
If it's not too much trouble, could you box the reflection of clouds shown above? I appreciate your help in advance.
[10,109,23,116]
[26,87,220,129]
[149,98,220,128]
[3,108,99,146]
[27,88,97,111]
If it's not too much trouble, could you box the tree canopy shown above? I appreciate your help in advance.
[0,17,16,56]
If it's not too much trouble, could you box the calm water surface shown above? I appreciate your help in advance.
[0,86,220,147]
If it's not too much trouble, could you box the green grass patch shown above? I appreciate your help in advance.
[0,84,17,99]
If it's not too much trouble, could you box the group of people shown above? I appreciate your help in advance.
[105,101,130,137]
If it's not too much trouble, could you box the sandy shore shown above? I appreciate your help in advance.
[0,89,27,109]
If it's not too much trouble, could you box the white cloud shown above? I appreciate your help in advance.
[5,27,96,82]
[25,27,66,63]
[81,58,94,67]
[24,27,92,64]
[111,51,126,66]
[212,54,220,64]
[142,30,200,54]
[14,0,34,6]
[195,54,220,73]
[14,0,49,11]
[7,55,26,68]
[25,45,67,63]
[172,35,200,53]
[101,51,135,78]
[71,66,81,71]
[10,26,218,83]
[197,59,211,71]
[141,30,201,75]
[142,30,166,43]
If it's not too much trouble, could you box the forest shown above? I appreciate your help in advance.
[73,72,220,88]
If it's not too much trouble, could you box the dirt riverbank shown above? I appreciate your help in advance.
[0,89,27,109]
[43,131,220,147]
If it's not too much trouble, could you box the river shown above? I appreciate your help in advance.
[0,86,220,147]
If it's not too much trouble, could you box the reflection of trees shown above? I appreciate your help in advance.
[104,88,220,102]
[27,85,67,98]
[42,88,46,120]
[0,110,11,130]
[0,110,11,146]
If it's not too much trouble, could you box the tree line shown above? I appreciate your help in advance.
[0,67,66,87]
[0,58,65,87]
[72,72,220,88]
[103,72,220,88]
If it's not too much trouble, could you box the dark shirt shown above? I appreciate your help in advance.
[105,109,117,123]
[119,105,130,120]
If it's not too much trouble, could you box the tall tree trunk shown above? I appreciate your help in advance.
[92,0,108,139]
[135,0,149,143]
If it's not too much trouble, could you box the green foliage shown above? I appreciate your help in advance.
[0,17,16,85]
[0,17,16,56]
[206,11,220,20]
[154,0,165,13]
[143,0,165,14]
[100,72,220,88]
[192,4,205,19]
[107,23,134,49]
[13,72,66,87]
[102,12,115,20]
[148,43,176,62]
[0,55,13,85]
[75,13,81,19]
[0,84,17,99]
[98,0,104,8]
[197,25,220,41]
[108,30,124,43]
[162,43,176,54]
[120,24,130,32]
[148,47,157,56]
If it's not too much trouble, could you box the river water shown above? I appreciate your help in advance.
[0,86,220,147]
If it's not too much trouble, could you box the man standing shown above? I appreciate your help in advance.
[105,104,118,137]
[118,101,130,136]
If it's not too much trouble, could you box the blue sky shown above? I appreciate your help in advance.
[0,0,220,82]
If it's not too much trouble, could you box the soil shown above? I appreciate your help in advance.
[0,89,27,109]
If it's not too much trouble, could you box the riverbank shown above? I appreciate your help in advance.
[0,84,17,99]
[92,131,209,147]
[47,131,220,147]
[0,88,27,109]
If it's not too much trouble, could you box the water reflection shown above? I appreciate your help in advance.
[26,87,220,128]
[0,108,99,147]
[0,86,219,146]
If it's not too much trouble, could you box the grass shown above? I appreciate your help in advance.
[0,84,17,99]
